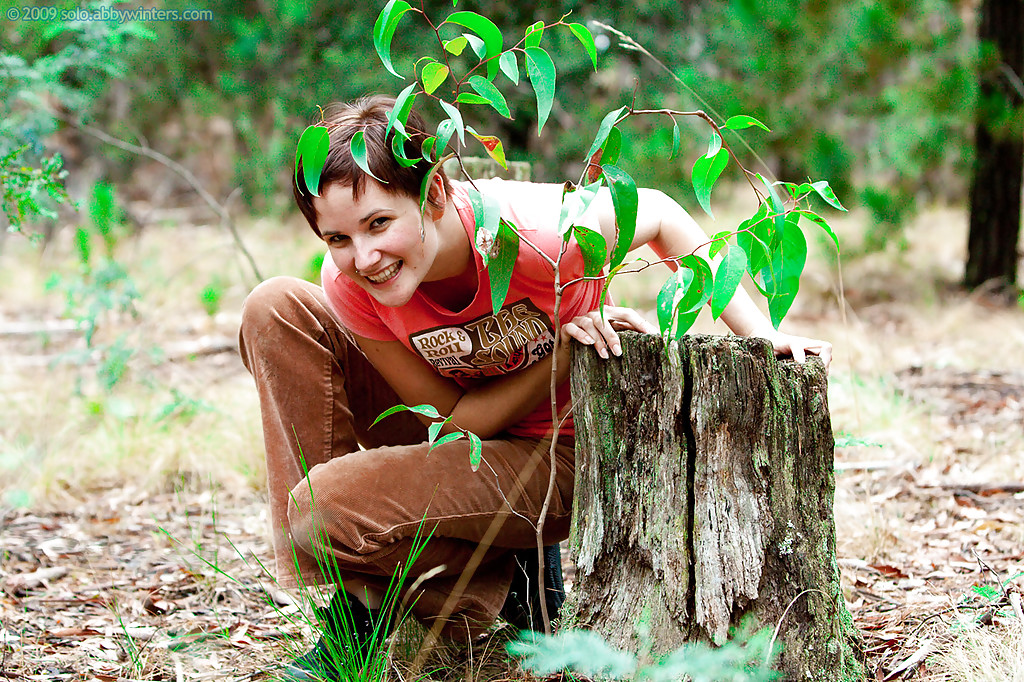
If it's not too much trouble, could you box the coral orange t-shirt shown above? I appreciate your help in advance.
[321,179,604,438]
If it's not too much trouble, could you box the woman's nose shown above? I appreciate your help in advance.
[353,238,380,272]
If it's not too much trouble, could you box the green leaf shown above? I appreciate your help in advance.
[438,100,466,146]
[467,75,511,118]
[603,127,622,165]
[691,148,729,219]
[708,230,731,258]
[385,83,418,143]
[676,254,713,315]
[468,129,508,168]
[585,106,627,162]
[467,186,501,262]
[421,136,436,162]
[797,210,840,251]
[524,20,544,48]
[736,203,771,274]
[429,431,464,451]
[350,131,387,184]
[373,0,414,79]
[421,61,450,95]
[427,419,446,444]
[295,125,330,196]
[670,120,681,159]
[443,36,468,55]
[419,155,452,214]
[603,165,638,270]
[573,225,608,277]
[723,114,770,132]
[557,180,602,238]
[455,93,491,106]
[467,431,482,471]
[524,46,556,135]
[435,119,456,157]
[756,172,786,233]
[445,11,503,78]
[759,213,807,329]
[371,402,442,427]
[499,51,519,84]
[464,33,486,59]
[809,180,847,211]
[674,308,700,339]
[488,219,520,315]
[460,32,483,59]
[391,133,420,167]
[598,261,628,315]
[711,245,747,319]
[657,267,691,336]
[568,22,598,69]
[706,130,722,157]
[779,181,803,200]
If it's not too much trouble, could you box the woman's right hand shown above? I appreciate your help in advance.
[560,306,658,359]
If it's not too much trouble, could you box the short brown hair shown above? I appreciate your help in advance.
[293,95,451,237]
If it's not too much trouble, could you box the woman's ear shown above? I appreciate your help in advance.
[425,175,447,220]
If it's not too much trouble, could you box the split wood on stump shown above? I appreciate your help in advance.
[565,332,865,681]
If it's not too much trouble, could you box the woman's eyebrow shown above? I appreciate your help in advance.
[359,208,387,223]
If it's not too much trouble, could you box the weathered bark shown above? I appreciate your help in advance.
[565,332,864,681]
[965,0,1024,291]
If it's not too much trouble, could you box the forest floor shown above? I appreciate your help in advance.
[2,204,1023,681]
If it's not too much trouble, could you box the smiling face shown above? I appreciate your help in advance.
[313,181,446,308]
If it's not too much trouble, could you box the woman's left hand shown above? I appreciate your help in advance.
[759,329,833,371]
[561,306,658,359]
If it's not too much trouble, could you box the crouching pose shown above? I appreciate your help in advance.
[239,95,831,679]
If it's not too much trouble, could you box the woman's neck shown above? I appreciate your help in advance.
[420,197,479,311]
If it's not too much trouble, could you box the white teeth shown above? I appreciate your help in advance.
[365,262,401,283]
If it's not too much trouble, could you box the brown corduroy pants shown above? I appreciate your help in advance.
[238,277,575,638]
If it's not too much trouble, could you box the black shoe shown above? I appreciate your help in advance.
[279,590,386,681]
[499,543,565,632]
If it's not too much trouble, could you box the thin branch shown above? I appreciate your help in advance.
[593,20,776,182]
[58,114,264,284]
[535,237,570,635]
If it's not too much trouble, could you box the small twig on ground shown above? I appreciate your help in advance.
[973,549,1009,599]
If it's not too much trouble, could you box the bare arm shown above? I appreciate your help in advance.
[576,188,832,367]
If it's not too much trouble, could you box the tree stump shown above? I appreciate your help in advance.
[565,332,865,681]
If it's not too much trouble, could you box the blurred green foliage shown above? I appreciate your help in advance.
[2,0,979,243]
[1,6,154,234]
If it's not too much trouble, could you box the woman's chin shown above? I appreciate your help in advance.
[365,282,414,308]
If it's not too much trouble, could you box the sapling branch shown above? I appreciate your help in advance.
[536,237,571,635]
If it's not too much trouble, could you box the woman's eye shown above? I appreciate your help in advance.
[327,234,349,245]
[371,217,390,229]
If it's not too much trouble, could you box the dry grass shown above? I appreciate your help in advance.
[927,621,1024,681]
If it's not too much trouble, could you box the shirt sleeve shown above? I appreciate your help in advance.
[320,255,397,341]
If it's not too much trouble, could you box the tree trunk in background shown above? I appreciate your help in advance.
[565,333,865,681]
[965,0,1024,292]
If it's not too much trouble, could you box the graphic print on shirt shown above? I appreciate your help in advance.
[408,299,555,379]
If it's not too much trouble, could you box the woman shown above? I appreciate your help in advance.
[239,95,831,678]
